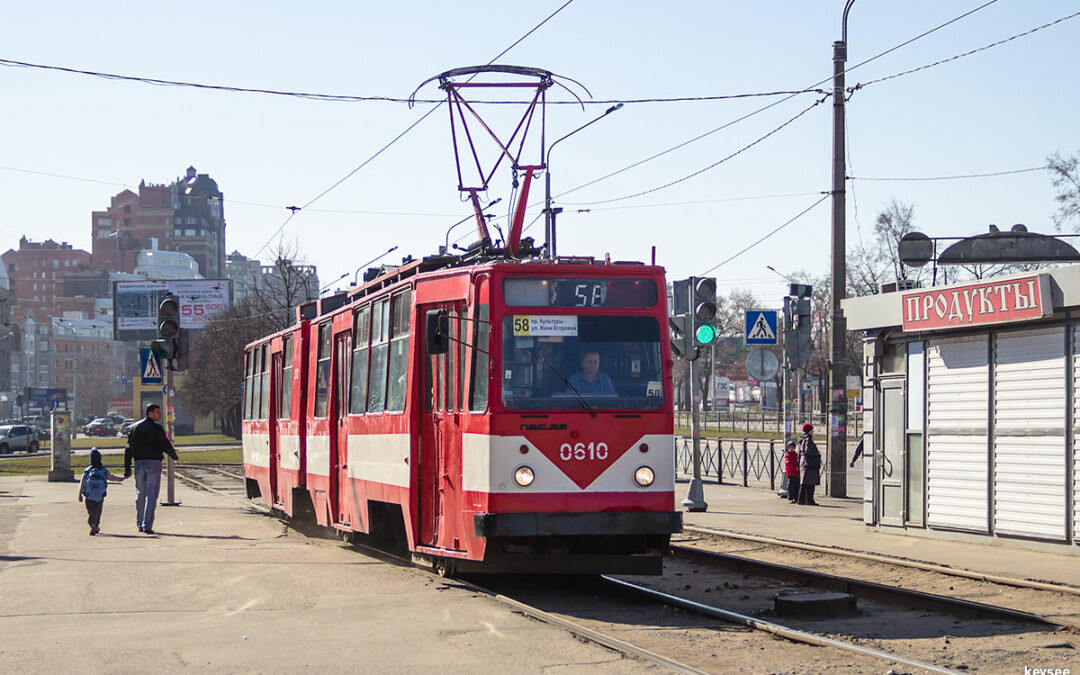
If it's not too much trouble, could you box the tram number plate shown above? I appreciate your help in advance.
[559,442,609,461]
[513,315,578,337]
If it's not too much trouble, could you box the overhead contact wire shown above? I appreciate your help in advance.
[698,194,830,276]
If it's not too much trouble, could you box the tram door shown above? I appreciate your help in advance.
[269,350,283,506]
[331,333,352,527]
[419,302,465,549]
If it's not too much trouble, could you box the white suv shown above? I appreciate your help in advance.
[0,425,40,454]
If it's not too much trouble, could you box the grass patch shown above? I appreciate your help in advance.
[42,434,240,450]
[0,447,242,476]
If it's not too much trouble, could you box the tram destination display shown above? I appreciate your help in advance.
[503,277,657,308]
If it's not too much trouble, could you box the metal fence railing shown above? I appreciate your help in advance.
[673,435,838,494]
[674,410,862,437]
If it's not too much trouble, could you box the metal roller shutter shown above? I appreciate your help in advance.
[927,335,988,532]
[995,326,1066,541]
[1073,325,1080,544]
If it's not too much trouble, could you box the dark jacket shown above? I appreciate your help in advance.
[124,417,178,474]
[798,433,821,486]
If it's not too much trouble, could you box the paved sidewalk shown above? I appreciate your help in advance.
[0,475,650,673]
[679,477,1080,588]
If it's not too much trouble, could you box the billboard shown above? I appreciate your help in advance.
[114,279,231,340]
[25,387,68,412]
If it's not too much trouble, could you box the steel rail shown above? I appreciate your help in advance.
[345,540,708,674]
[176,466,956,671]
[601,576,961,675]
[671,543,1080,630]
[683,525,1080,596]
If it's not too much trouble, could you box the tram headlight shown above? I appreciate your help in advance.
[633,465,655,488]
[513,465,535,487]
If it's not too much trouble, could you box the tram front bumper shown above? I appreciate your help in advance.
[473,511,683,538]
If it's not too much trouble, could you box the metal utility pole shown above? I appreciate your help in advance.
[828,0,856,499]
[163,365,178,505]
[681,356,707,512]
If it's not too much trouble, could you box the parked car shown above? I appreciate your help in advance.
[83,419,118,437]
[119,419,137,436]
[30,425,50,441]
[0,424,40,454]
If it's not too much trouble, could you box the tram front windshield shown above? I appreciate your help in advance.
[500,315,664,411]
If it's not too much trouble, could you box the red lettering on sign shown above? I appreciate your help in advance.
[902,274,1050,331]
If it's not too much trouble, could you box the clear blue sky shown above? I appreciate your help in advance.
[1,1,1076,308]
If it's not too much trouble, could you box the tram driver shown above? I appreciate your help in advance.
[567,350,616,395]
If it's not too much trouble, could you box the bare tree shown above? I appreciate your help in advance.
[179,240,315,437]
[178,298,276,438]
[247,239,320,332]
[847,199,926,297]
[1048,151,1080,232]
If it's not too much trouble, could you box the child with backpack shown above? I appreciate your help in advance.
[78,448,126,535]
[783,440,801,504]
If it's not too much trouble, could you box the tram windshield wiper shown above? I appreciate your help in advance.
[540,357,596,417]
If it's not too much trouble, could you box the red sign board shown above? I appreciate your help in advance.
[901,274,1052,331]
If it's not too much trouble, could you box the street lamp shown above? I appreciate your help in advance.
[544,103,623,258]
[828,0,857,499]
[442,198,502,257]
[351,246,401,287]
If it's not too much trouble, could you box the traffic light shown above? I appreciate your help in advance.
[783,291,813,369]
[158,293,180,339]
[690,277,718,346]
[174,328,190,372]
[669,314,697,361]
[150,335,175,368]
[152,293,180,370]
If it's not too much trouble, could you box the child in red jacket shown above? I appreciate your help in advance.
[783,440,800,504]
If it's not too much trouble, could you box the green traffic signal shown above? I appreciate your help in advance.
[695,323,718,345]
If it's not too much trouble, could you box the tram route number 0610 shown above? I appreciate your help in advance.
[560,442,609,461]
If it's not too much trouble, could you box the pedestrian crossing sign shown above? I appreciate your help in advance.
[745,310,779,345]
[140,347,163,385]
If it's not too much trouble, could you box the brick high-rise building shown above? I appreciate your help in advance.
[91,166,225,279]
[1,237,92,325]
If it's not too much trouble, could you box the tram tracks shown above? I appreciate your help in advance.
[178,465,1078,673]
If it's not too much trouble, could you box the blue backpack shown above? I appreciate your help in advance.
[83,466,109,501]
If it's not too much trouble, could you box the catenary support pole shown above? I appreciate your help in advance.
[828,1,856,498]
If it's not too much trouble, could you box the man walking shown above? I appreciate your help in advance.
[124,404,179,534]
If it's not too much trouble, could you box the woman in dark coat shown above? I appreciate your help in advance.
[797,423,821,506]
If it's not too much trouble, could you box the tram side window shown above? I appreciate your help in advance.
[252,347,263,420]
[314,322,331,417]
[469,304,489,411]
[247,350,258,420]
[457,309,466,411]
[279,336,293,419]
[251,347,262,416]
[242,351,252,420]
[386,290,412,412]
[259,344,270,419]
[350,306,370,414]
[367,299,390,413]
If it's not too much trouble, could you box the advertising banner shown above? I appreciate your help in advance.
[114,279,231,340]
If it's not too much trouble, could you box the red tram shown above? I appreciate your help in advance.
[242,257,681,574]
